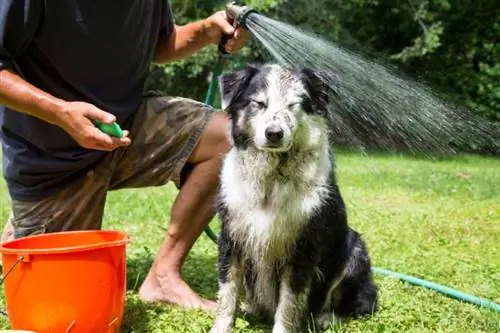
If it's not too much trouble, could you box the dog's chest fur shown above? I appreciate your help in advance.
[221,144,330,255]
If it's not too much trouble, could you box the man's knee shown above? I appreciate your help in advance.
[188,112,230,164]
[1,217,14,244]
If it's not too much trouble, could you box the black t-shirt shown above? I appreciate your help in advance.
[0,0,174,200]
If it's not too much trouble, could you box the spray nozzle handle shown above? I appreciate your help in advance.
[218,31,233,55]
[218,3,238,55]
[225,2,257,29]
[218,2,257,55]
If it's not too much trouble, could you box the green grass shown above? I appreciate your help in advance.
[0,149,499,332]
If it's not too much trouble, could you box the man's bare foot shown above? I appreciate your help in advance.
[138,269,218,311]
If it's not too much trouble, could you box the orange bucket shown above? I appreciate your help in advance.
[0,230,130,333]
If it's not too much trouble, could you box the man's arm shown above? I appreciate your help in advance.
[153,11,249,63]
[0,68,131,151]
[153,22,212,63]
[0,69,72,126]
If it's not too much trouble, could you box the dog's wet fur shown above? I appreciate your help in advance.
[210,64,378,333]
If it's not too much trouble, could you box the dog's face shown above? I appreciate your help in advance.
[219,64,334,152]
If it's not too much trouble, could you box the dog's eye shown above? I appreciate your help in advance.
[251,100,267,108]
[288,102,301,108]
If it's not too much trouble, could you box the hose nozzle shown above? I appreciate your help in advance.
[225,2,258,29]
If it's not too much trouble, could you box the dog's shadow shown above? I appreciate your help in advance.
[122,248,350,333]
[232,310,352,333]
[123,247,274,332]
[124,244,219,296]
[121,293,157,333]
[121,251,163,333]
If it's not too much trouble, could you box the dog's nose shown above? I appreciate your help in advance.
[265,125,284,143]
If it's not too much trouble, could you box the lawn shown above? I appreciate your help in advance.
[0,148,498,332]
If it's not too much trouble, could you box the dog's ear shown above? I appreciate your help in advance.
[300,68,338,114]
[219,65,258,110]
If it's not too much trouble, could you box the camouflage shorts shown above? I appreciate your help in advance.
[2,92,216,241]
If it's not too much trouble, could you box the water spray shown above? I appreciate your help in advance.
[222,2,498,155]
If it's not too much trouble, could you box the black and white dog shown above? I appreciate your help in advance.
[210,64,378,333]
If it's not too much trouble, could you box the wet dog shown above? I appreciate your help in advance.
[210,64,378,333]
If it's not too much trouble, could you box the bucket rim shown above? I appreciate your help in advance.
[0,230,130,255]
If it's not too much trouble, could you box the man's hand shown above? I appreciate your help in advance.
[55,101,131,151]
[203,11,251,54]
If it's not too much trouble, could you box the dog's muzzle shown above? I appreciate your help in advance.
[260,124,291,152]
[265,125,284,145]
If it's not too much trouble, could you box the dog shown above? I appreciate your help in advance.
[209,64,378,333]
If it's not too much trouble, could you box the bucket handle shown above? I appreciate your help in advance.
[0,255,24,284]
[0,255,24,316]
[65,320,76,333]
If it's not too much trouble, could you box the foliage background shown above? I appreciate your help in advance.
[146,0,499,153]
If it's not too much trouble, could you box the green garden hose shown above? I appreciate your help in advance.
[372,267,500,313]
[201,55,500,315]
[203,55,226,244]
[204,57,226,107]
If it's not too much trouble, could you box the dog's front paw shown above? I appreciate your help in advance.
[209,326,232,333]
[271,322,289,333]
[314,311,336,331]
[209,318,234,333]
[240,301,258,316]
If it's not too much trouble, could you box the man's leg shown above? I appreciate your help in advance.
[108,95,230,310]
[140,114,228,309]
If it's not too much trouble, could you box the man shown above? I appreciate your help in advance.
[0,1,249,310]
